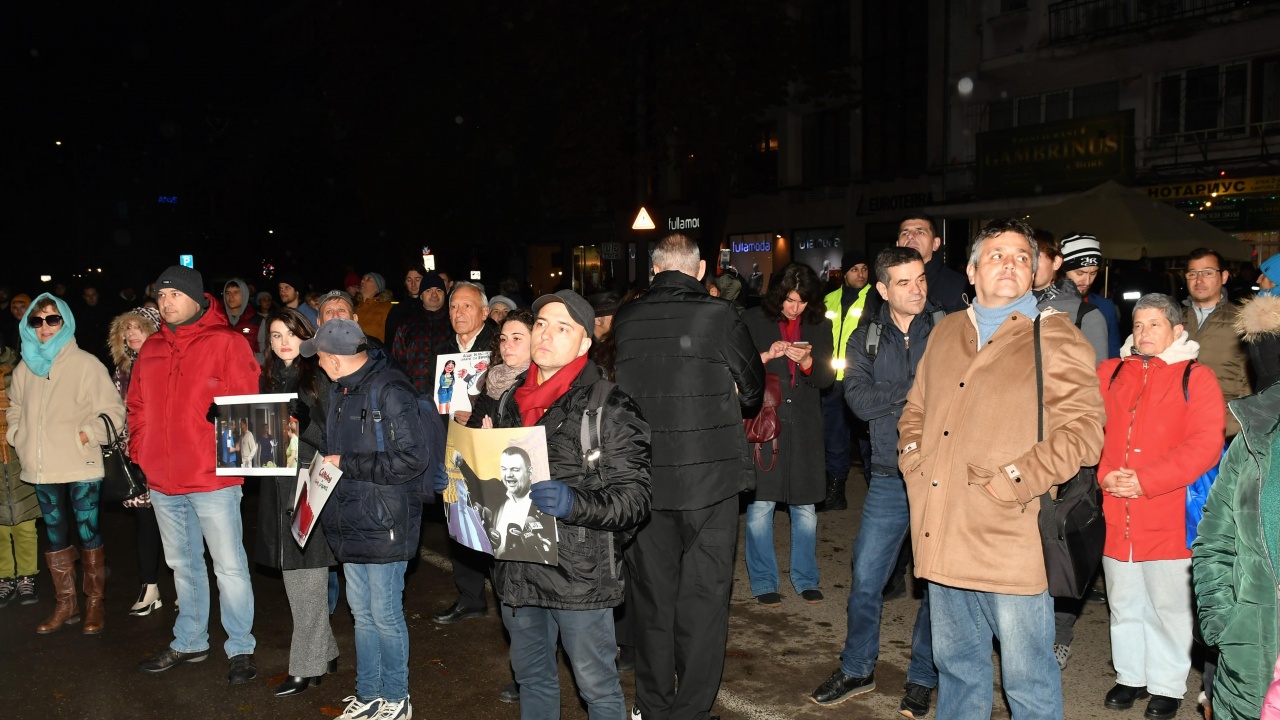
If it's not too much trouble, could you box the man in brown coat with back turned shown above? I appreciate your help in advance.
[898,219,1104,720]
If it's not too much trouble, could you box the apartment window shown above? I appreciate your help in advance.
[985,81,1119,130]
[1255,56,1280,130]
[1157,63,1250,139]
[805,1,852,70]
[803,108,851,184]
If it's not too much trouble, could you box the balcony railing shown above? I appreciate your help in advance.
[1048,0,1274,44]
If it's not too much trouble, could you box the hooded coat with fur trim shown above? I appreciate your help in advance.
[1236,292,1280,393]
[1097,332,1226,561]
[107,308,161,399]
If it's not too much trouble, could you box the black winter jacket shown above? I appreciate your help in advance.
[845,299,944,478]
[491,360,651,610]
[320,349,428,564]
[613,271,765,510]
[256,361,337,570]
[924,253,969,313]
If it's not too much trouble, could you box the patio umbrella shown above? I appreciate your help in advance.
[1024,180,1252,260]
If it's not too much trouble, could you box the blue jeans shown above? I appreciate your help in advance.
[821,385,850,479]
[150,486,255,658]
[841,475,935,686]
[929,583,1060,720]
[345,561,410,704]
[745,501,818,596]
[501,604,624,720]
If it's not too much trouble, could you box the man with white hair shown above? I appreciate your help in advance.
[613,233,765,720]
[898,219,1105,719]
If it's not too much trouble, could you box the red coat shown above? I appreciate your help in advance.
[127,296,260,495]
[226,306,259,352]
[1097,342,1225,562]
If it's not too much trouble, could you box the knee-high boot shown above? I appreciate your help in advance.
[81,546,106,634]
[36,546,81,634]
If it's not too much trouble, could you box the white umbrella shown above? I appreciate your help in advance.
[1024,180,1252,261]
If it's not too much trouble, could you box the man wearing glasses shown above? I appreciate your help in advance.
[896,213,968,313]
[1182,248,1251,438]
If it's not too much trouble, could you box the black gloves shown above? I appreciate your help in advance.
[206,402,219,424]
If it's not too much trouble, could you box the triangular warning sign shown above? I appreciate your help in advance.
[632,207,656,231]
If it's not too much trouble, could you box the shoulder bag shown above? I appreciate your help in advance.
[99,414,147,503]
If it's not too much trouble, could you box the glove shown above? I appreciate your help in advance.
[530,480,575,519]
[205,402,219,424]
[289,399,311,434]
[432,464,450,494]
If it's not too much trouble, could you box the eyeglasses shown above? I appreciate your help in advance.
[28,315,63,328]
[1185,269,1221,280]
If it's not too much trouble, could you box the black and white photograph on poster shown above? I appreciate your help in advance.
[213,393,298,476]
[433,351,490,418]
[443,423,556,565]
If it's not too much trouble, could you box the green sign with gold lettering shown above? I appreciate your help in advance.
[976,111,1133,198]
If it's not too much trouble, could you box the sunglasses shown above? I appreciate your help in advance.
[28,315,63,328]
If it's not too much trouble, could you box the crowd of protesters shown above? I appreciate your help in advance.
[3,217,1280,720]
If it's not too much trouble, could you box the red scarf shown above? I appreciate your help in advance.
[514,353,590,426]
[779,317,803,387]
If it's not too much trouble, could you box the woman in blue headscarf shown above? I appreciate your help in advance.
[5,293,124,635]
[1237,254,1280,392]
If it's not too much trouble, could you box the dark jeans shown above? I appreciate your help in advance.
[449,538,492,610]
[502,605,624,720]
[628,496,737,720]
[821,387,851,480]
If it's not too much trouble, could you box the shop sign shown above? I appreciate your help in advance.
[1144,175,1280,201]
[732,239,772,253]
[975,111,1133,198]
[601,242,623,261]
[668,216,701,230]
[856,192,932,216]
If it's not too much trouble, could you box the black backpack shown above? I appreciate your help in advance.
[366,376,447,503]
[1033,316,1106,599]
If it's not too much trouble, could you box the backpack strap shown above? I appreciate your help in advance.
[1034,316,1043,443]
[1074,301,1099,329]
[864,322,882,362]
[1183,360,1196,402]
[581,379,615,470]
[367,379,391,453]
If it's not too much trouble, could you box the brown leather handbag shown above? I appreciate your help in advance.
[743,373,782,471]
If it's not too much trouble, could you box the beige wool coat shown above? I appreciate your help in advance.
[6,340,125,484]
[898,308,1105,595]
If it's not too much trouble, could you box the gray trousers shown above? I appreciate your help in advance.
[283,567,340,677]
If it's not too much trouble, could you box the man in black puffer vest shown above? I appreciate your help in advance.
[614,233,765,720]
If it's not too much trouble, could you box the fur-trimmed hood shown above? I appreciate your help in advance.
[1235,293,1280,342]
[108,307,161,370]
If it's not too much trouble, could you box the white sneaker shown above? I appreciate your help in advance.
[1053,643,1071,670]
[377,697,412,720]
[338,696,384,720]
[130,584,162,616]
[630,705,643,720]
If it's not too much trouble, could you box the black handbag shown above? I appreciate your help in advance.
[99,413,147,503]
[1033,316,1106,599]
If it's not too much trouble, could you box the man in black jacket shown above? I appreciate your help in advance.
[306,318,430,720]
[613,233,765,720]
[810,247,942,718]
[456,289,650,719]
[897,213,968,313]
[431,281,499,625]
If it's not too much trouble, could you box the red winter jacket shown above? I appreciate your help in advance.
[226,305,260,353]
[127,297,261,495]
[1097,334,1225,562]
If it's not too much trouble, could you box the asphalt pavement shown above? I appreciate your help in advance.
[2,470,1208,719]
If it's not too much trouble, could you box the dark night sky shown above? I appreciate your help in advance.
[4,1,810,294]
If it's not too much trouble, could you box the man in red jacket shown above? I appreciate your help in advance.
[127,265,262,685]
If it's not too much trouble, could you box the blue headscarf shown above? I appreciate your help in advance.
[19,293,77,378]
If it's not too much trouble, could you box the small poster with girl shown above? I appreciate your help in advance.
[433,351,490,418]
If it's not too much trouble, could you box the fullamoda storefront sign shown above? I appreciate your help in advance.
[975,110,1133,198]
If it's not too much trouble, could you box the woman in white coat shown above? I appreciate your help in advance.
[6,293,124,635]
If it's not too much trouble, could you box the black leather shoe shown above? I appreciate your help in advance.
[227,653,257,684]
[432,601,487,625]
[273,674,321,697]
[139,647,209,673]
[326,658,338,674]
[1104,684,1149,710]
[498,681,519,704]
[810,668,874,705]
[1144,695,1180,719]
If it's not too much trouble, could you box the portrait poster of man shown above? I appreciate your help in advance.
[213,393,297,476]
[444,423,557,565]
[433,351,490,418]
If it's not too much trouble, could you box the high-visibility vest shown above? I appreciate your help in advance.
[824,284,870,381]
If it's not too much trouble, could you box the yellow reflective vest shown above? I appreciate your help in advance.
[824,284,870,381]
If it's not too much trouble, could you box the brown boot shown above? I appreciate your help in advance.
[81,546,106,635]
[36,546,81,634]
